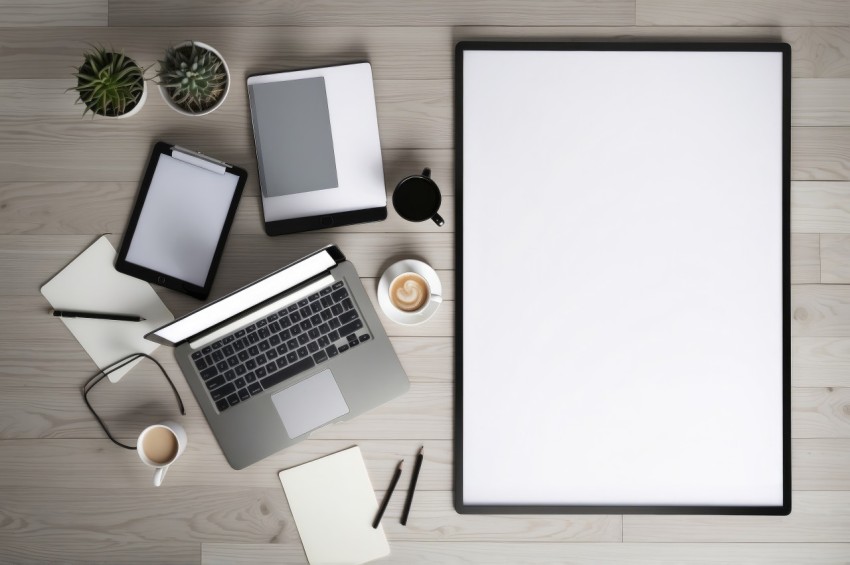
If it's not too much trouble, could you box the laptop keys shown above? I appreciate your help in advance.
[211,383,235,401]
[201,278,371,412]
[260,357,315,391]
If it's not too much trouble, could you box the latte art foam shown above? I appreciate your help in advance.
[389,273,430,312]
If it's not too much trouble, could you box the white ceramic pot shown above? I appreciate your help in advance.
[114,79,147,119]
[159,41,231,117]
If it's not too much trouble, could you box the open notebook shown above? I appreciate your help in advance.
[41,236,173,382]
[279,446,390,565]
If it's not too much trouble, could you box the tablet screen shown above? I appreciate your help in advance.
[125,154,240,287]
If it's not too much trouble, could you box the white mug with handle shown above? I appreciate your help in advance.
[137,421,187,487]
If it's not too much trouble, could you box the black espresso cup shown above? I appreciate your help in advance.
[392,168,444,226]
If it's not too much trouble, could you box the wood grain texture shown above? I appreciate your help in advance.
[792,285,850,336]
[821,234,850,283]
[2,27,850,80]
[793,337,850,387]
[637,0,850,26]
[792,387,850,437]
[792,127,850,181]
[791,233,820,283]
[793,79,850,126]
[107,0,636,27]
[0,0,107,27]
[203,542,850,565]
[793,182,850,233]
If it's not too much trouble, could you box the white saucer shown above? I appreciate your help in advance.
[378,260,442,326]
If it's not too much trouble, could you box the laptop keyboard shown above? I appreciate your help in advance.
[189,280,371,413]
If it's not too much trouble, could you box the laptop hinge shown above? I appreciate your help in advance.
[188,273,335,350]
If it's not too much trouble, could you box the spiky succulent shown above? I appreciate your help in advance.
[157,42,227,113]
[71,46,145,117]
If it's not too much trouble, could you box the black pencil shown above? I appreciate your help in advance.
[51,309,145,322]
[373,459,403,528]
[400,446,423,526]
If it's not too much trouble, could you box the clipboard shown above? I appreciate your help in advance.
[116,142,248,300]
[247,62,388,236]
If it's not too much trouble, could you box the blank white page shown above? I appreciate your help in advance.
[125,154,238,287]
[461,49,785,508]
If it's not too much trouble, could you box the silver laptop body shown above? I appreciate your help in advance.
[147,245,409,469]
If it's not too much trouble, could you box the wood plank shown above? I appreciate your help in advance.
[203,542,850,565]
[793,79,850,126]
[107,0,635,27]
[623,491,850,542]
[0,438,449,490]
[0,486,289,556]
[793,337,850,387]
[792,285,850,336]
[792,181,850,233]
[2,27,849,81]
[791,233,819,284]
[0,0,106,27]
[0,233,453,296]
[792,127,850,181]
[793,439,850,490]
[793,387,850,437]
[1,437,844,491]
[0,183,455,235]
[821,234,850,282]
[0,380,452,440]
[2,542,196,565]
[0,487,620,546]
[637,0,850,26]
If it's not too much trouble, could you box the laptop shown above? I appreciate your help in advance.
[146,245,409,469]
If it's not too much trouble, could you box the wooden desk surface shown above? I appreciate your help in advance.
[1,1,849,563]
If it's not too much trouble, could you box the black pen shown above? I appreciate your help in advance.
[51,309,145,322]
[373,459,403,529]
[400,447,423,526]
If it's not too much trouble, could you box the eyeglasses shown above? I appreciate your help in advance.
[82,353,185,450]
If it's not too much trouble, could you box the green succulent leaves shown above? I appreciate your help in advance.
[157,42,227,113]
[72,46,145,117]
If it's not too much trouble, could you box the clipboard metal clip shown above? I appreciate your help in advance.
[171,145,230,174]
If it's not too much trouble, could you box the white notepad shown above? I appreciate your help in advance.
[40,236,174,382]
[279,446,390,565]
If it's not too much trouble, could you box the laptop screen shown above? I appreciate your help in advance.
[146,248,337,346]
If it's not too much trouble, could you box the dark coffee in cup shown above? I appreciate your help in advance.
[392,168,444,226]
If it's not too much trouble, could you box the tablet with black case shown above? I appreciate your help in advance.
[116,142,247,300]
[247,63,387,236]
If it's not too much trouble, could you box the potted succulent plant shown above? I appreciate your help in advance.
[156,41,230,116]
[70,46,147,118]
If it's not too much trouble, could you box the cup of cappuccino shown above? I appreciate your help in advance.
[137,420,187,487]
[378,260,442,325]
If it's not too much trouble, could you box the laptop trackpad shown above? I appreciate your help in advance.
[271,369,350,439]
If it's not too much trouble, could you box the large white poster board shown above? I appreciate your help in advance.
[456,43,790,515]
